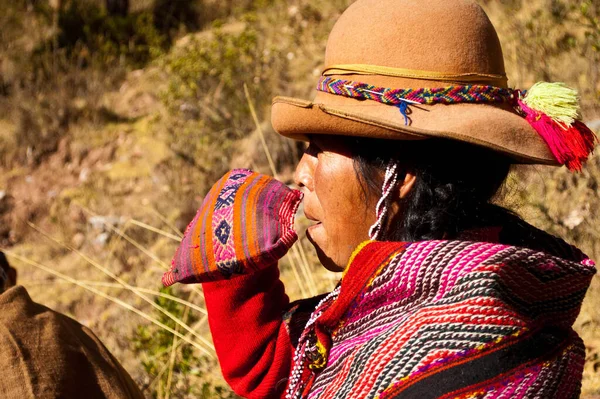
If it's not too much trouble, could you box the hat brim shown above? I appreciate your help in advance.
[271,92,558,165]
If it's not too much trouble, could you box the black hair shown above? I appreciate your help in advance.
[345,136,515,242]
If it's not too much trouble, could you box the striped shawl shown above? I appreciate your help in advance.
[286,239,596,399]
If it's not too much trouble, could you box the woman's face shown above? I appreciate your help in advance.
[294,135,379,272]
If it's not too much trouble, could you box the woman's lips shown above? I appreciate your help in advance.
[308,221,321,229]
[307,221,322,232]
[304,211,322,232]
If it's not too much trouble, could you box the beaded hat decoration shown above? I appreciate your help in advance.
[271,0,599,170]
[318,77,597,172]
[162,169,303,286]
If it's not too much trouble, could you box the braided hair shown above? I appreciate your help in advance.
[346,137,514,242]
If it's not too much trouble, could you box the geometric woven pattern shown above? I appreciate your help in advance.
[317,77,516,106]
[287,240,596,399]
[162,169,303,286]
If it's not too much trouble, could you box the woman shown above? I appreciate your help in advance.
[163,0,597,398]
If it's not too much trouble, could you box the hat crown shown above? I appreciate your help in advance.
[325,0,506,86]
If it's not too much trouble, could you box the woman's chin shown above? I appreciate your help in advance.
[317,252,344,273]
[306,229,345,273]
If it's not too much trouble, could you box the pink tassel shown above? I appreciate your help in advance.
[518,100,598,172]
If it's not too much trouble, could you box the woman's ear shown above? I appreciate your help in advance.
[384,171,417,237]
[398,171,417,199]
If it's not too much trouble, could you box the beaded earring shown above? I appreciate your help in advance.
[368,161,400,241]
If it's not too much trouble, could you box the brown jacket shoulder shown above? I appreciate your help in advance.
[0,286,145,399]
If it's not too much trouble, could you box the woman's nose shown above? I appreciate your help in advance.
[293,153,315,191]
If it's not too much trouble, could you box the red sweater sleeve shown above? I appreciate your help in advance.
[202,264,293,399]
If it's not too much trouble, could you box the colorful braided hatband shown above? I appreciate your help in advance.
[317,76,516,107]
[316,76,597,172]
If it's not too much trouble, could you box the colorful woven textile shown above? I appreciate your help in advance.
[162,169,302,286]
[286,239,596,399]
[317,76,515,106]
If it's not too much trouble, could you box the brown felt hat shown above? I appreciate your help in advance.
[271,0,558,165]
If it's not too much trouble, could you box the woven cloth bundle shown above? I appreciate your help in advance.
[162,169,303,286]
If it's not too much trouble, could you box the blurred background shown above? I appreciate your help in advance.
[0,0,599,397]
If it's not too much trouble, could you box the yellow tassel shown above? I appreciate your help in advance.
[522,82,580,128]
